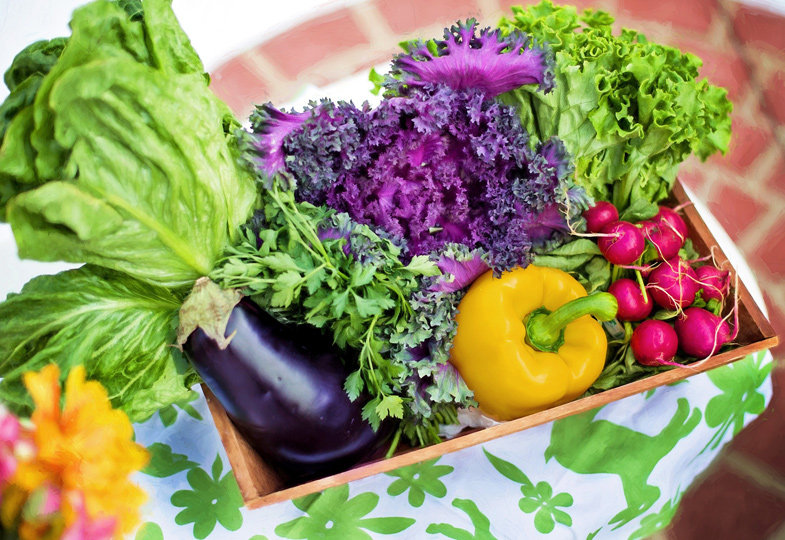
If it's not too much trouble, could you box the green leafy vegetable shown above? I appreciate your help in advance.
[0,0,257,419]
[533,238,610,293]
[0,38,67,144]
[499,1,732,211]
[0,0,257,288]
[0,266,197,421]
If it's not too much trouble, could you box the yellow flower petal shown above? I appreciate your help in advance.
[14,364,149,535]
[22,364,61,422]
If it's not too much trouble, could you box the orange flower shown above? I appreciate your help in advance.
[11,364,149,537]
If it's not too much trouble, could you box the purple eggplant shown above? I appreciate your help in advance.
[184,298,390,482]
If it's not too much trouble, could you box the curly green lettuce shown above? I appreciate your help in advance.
[499,1,732,212]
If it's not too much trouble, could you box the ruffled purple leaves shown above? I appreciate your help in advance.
[388,19,555,97]
[246,19,577,275]
[249,100,371,187]
[250,85,576,274]
[248,104,311,179]
[432,247,490,293]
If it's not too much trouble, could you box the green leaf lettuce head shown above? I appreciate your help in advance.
[0,0,257,288]
[0,266,198,421]
[499,1,732,211]
[0,37,67,144]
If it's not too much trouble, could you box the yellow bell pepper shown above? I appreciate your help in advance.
[449,265,617,421]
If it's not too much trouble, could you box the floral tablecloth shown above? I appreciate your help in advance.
[131,349,772,540]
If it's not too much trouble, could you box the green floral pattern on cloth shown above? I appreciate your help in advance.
[128,350,773,539]
[426,499,496,539]
[484,448,573,533]
[275,485,415,538]
[703,352,773,452]
[171,455,245,538]
[143,442,199,478]
[545,397,702,529]
[628,495,682,540]
[385,458,454,507]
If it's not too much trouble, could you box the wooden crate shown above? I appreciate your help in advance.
[203,179,779,509]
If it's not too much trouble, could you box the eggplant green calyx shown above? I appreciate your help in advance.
[176,277,242,350]
[525,292,618,353]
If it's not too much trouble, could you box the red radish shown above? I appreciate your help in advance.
[598,221,645,265]
[608,278,653,321]
[640,219,684,260]
[674,307,732,358]
[695,265,730,302]
[653,206,688,241]
[646,257,700,310]
[631,320,679,366]
[583,201,619,233]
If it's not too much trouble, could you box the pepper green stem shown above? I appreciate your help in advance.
[526,292,618,353]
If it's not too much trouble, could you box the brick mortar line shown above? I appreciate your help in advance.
[683,170,783,304]
[745,45,785,78]
[692,147,785,257]
[753,257,785,304]
[726,148,785,251]
[696,163,780,240]
[766,520,785,540]
[718,0,785,156]
[706,3,736,45]
[349,3,397,49]
[734,76,771,121]
[475,0,502,21]
[732,89,785,161]
[766,282,785,316]
[724,450,785,500]
[278,44,399,95]
[723,0,785,75]
[241,49,292,91]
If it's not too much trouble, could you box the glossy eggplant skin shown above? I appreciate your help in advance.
[184,298,389,482]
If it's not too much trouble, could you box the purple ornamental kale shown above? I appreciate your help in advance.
[248,100,371,187]
[432,247,489,293]
[248,104,311,178]
[247,21,576,272]
[387,19,555,97]
[256,84,573,272]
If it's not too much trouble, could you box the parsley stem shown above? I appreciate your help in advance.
[298,263,327,284]
[269,186,348,279]
[362,315,382,392]
[266,186,324,260]
[385,427,402,458]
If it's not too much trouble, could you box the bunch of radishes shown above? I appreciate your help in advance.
[584,201,736,368]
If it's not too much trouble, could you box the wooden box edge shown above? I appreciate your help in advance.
[205,179,779,509]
